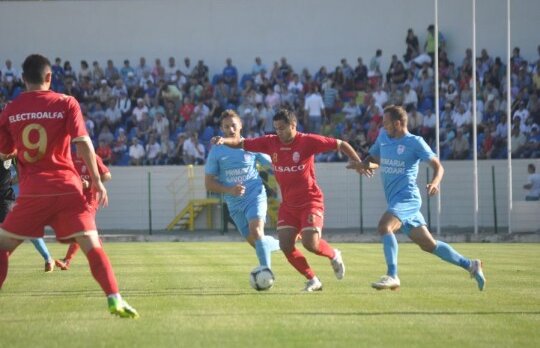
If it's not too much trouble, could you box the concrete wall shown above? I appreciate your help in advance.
[1,0,539,76]
[96,159,540,232]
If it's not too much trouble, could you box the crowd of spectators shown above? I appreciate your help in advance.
[1,25,539,166]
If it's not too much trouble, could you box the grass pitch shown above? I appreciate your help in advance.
[0,242,539,348]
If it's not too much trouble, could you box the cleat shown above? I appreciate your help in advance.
[469,259,486,291]
[108,297,140,319]
[331,249,345,280]
[303,276,323,292]
[55,259,70,271]
[45,260,55,273]
[371,275,400,291]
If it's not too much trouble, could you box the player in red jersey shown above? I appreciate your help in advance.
[212,108,364,291]
[55,151,111,271]
[0,54,138,318]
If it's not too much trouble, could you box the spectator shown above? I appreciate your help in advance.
[222,58,238,86]
[304,86,325,134]
[128,138,145,166]
[450,128,470,159]
[404,28,420,63]
[523,163,540,200]
[96,140,113,165]
[183,133,205,165]
[145,135,162,165]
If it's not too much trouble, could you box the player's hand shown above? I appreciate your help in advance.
[93,180,109,207]
[346,161,376,177]
[228,184,246,196]
[426,183,439,196]
[211,136,224,145]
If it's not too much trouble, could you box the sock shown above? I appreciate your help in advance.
[86,247,119,296]
[382,233,398,277]
[284,248,315,279]
[313,238,335,259]
[65,243,80,261]
[0,250,8,289]
[31,238,52,262]
[433,240,471,270]
[263,235,281,252]
[255,239,272,268]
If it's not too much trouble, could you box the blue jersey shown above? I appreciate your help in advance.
[369,129,435,207]
[205,143,271,212]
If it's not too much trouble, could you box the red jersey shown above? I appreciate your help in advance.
[244,133,338,208]
[0,90,88,196]
[73,154,109,207]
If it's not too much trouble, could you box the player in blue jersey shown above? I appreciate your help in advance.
[205,110,280,269]
[348,105,486,291]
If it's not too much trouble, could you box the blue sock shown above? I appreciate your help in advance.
[31,238,52,262]
[255,238,272,268]
[433,240,471,270]
[382,233,398,277]
[263,235,281,252]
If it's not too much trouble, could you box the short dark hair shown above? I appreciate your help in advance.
[529,164,536,172]
[273,108,297,124]
[22,54,51,84]
[220,109,241,125]
[384,105,408,124]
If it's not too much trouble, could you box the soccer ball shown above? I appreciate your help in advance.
[249,266,275,291]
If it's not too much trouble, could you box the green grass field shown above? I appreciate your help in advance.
[0,242,539,348]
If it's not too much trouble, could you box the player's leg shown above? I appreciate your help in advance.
[371,212,402,290]
[55,242,80,270]
[244,198,280,268]
[298,206,345,280]
[30,238,55,272]
[0,234,23,289]
[52,194,138,318]
[408,223,485,291]
[75,234,138,318]
[278,226,321,291]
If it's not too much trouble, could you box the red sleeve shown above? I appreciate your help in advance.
[65,96,88,140]
[243,136,274,155]
[0,109,15,155]
[95,155,110,176]
[305,134,338,154]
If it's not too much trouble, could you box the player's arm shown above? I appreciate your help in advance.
[426,156,444,196]
[205,174,245,197]
[346,152,380,177]
[75,139,108,207]
[337,139,362,162]
[211,136,244,149]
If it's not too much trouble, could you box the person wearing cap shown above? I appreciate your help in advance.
[120,59,135,82]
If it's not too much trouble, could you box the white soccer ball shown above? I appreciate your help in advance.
[249,266,275,291]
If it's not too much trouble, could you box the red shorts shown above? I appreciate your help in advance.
[277,204,324,234]
[0,192,97,241]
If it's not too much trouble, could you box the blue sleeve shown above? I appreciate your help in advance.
[205,147,219,176]
[368,133,382,158]
[415,136,436,162]
[255,152,272,167]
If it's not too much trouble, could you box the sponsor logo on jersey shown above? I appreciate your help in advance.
[397,145,405,155]
[272,153,278,163]
[244,153,253,162]
[272,164,306,173]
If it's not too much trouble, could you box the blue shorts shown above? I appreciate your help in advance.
[229,194,267,238]
[388,199,426,236]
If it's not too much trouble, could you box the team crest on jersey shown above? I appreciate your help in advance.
[397,145,405,155]
[3,159,12,170]
[244,153,253,162]
[81,165,87,173]
[272,153,278,163]
[292,151,300,163]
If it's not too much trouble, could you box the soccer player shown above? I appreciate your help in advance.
[55,151,111,271]
[0,54,138,318]
[347,105,486,291]
[212,108,361,291]
[205,110,280,269]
